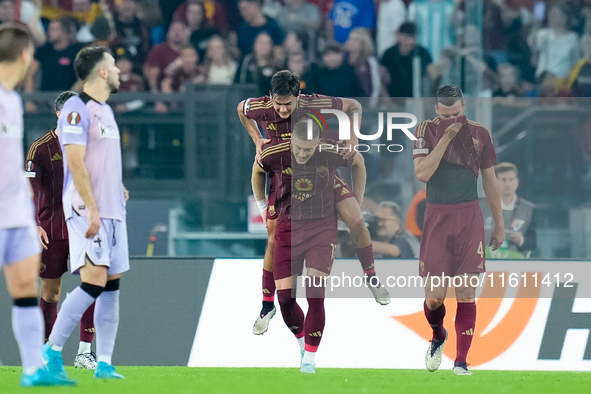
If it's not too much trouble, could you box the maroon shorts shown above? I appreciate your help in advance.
[419,200,486,277]
[273,216,338,280]
[267,177,279,220]
[40,240,69,279]
[334,174,354,204]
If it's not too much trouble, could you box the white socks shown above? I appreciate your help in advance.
[78,341,91,355]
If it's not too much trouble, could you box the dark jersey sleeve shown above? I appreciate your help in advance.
[243,96,270,123]
[480,127,497,169]
[25,141,45,225]
[412,120,434,159]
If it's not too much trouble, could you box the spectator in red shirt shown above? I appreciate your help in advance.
[163,46,207,93]
[144,20,190,94]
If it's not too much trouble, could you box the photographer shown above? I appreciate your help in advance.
[370,201,420,259]
[479,162,537,257]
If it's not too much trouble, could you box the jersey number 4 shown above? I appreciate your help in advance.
[477,241,484,258]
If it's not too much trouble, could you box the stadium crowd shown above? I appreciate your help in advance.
[2,0,591,105]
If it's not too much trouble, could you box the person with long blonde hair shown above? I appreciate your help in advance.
[345,28,381,99]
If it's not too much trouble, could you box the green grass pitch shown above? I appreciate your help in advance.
[1,367,590,394]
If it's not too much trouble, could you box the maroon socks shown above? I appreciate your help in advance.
[40,298,58,341]
[276,289,304,337]
[80,302,96,343]
[455,302,476,365]
[424,301,446,341]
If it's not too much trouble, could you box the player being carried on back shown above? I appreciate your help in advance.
[252,119,362,373]
[238,70,389,336]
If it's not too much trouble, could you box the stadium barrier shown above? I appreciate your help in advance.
[2,258,590,370]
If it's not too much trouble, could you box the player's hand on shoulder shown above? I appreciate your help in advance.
[443,121,463,141]
[85,207,101,239]
[255,138,271,163]
[37,227,49,250]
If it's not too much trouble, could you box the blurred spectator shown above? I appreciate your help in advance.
[310,44,365,97]
[261,0,282,19]
[534,3,581,80]
[173,0,229,34]
[114,53,145,113]
[479,162,537,257]
[236,0,284,58]
[381,22,432,98]
[186,1,219,61]
[34,17,84,91]
[144,20,190,94]
[90,15,112,45]
[112,0,150,74]
[235,31,280,94]
[376,0,406,58]
[408,0,455,63]
[562,35,591,97]
[163,46,207,92]
[370,201,420,259]
[506,15,536,83]
[287,50,315,92]
[0,0,46,46]
[204,35,237,84]
[329,0,375,44]
[493,63,524,97]
[345,28,381,100]
[276,0,321,35]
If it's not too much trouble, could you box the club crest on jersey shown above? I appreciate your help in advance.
[317,165,328,177]
[295,178,313,192]
[67,112,81,125]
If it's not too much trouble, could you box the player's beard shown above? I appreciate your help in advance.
[109,82,119,94]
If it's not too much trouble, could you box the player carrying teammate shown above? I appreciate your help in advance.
[0,25,75,387]
[42,46,129,380]
[26,91,98,370]
[253,120,360,373]
[238,70,389,335]
[413,85,504,375]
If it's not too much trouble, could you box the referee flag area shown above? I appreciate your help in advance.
[0,367,590,394]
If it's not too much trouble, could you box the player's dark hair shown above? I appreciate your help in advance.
[495,162,519,178]
[398,21,417,36]
[376,201,403,221]
[292,119,320,141]
[270,70,300,97]
[54,91,78,113]
[74,46,112,81]
[436,85,464,106]
[0,24,33,63]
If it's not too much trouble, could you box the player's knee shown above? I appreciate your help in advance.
[456,297,475,303]
[7,277,37,299]
[80,282,105,299]
[426,298,444,310]
[267,235,276,251]
[277,289,295,308]
[41,288,60,303]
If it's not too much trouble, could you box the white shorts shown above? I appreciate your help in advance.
[67,214,130,276]
[0,225,40,267]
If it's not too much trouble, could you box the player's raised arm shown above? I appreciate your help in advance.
[251,162,268,223]
[350,153,366,205]
[414,121,463,182]
[341,98,362,159]
[237,100,270,162]
[481,166,505,250]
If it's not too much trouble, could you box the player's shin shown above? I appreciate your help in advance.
[94,279,120,366]
[80,301,96,346]
[276,289,305,338]
[303,279,326,366]
[48,283,103,350]
[455,302,476,365]
[40,298,58,341]
[261,268,275,312]
[12,298,44,375]
[424,301,446,341]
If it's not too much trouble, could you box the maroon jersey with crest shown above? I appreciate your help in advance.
[259,140,353,221]
[413,116,497,205]
[243,94,343,143]
[25,129,68,240]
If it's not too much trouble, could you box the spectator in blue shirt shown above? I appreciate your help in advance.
[329,0,376,44]
[236,0,284,58]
